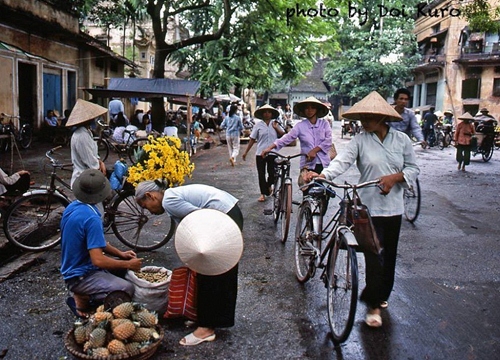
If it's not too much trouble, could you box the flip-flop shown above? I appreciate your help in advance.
[179,332,216,346]
[258,196,265,202]
[65,297,90,319]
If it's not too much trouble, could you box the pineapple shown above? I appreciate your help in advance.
[129,327,155,342]
[124,342,142,353]
[112,320,136,341]
[88,327,107,348]
[93,311,113,325]
[107,339,127,355]
[73,320,88,345]
[133,310,158,327]
[112,302,134,319]
[110,318,131,330]
[90,347,110,357]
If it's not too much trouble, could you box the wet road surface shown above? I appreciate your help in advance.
[0,123,499,359]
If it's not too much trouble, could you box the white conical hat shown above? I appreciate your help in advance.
[254,104,279,120]
[66,99,108,127]
[175,209,243,275]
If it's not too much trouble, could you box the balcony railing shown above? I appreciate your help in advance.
[461,42,500,58]
[417,54,446,65]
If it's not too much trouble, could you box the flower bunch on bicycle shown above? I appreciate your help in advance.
[127,135,195,187]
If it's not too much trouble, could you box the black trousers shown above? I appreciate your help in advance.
[456,144,472,165]
[196,204,243,328]
[256,155,275,196]
[360,215,402,309]
[3,173,30,195]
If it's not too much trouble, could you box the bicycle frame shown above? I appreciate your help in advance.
[298,178,380,271]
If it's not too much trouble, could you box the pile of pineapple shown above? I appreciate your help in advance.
[72,302,161,358]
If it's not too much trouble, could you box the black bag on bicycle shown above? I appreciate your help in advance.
[347,190,382,255]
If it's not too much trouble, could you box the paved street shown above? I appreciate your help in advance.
[0,122,499,359]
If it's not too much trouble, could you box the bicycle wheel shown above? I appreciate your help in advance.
[19,125,33,149]
[294,202,315,283]
[272,174,282,224]
[110,190,175,251]
[326,232,358,344]
[437,132,444,150]
[278,183,292,243]
[404,178,421,223]
[3,192,69,251]
[444,133,452,148]
[481,139,494,162]
[95,138,109,162]
[128,137,147,164]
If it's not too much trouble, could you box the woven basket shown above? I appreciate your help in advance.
[64,326,164,360]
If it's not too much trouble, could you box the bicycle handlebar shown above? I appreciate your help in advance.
[267,151,305,160]
[45,146,72,169]
[1,112,20,119]
[97,119,108,128]
[305,177,380,190]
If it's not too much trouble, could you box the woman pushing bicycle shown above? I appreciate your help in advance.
[261,97,333,184]
[304,91,420,328]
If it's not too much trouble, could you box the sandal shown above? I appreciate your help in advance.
[365,312,382,327]
[258,195,265,202]
[179,332,216,346]
[66,297,90,318]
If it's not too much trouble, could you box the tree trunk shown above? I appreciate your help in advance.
[150,48,168,132]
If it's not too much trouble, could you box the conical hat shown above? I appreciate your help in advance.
[66,99,108,127]
[342,91,402,122]
[293,97,329,119]
[434,110,444,118]
[175,209,243,276]
[458,112,475,121]
[254,104,279,120]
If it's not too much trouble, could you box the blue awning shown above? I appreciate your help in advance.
[84,78,201,99]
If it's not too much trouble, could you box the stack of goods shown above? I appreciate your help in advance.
[65,302,163,359]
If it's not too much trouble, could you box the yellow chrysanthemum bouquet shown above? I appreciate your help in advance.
[126,135,195,187]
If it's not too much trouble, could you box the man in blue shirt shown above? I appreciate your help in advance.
[60,169,141,317]
[389,88,427,148]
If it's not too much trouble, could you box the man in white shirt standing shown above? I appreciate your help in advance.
[108,97,124,124]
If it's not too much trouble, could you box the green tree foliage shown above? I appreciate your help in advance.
[324,0,420,99]
[170,0,340,97]
[461,0,500,33]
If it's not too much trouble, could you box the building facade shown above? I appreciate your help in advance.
[408,0,500,119]
[0,0,132,130]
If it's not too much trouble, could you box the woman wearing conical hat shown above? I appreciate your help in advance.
[66,99,108,187]
[262,96,333,176]
[134,181,243,346]
[305,91,420,328]
[454,112,476,171]
[242,104,285,202]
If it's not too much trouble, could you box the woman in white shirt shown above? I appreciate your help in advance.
[305,91,419,328]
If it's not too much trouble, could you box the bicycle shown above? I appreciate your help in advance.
[471,121,496,162]
[404,178,420,223]
[2,146,175,252]
[266,151,303,243]
[402,141,422,223]
[294,177,380,343]
[0,112,33,150]
[94,119,147,163]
